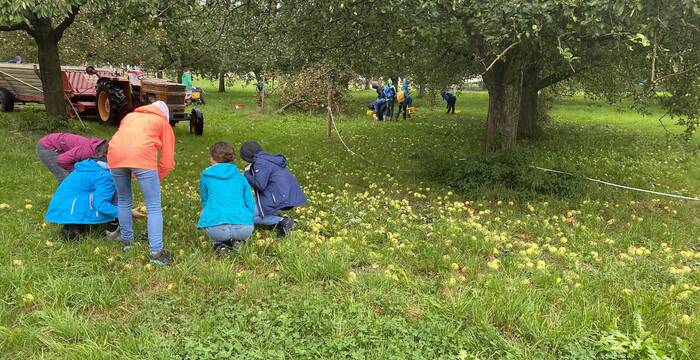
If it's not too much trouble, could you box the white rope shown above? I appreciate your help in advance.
[327,106,357,156]
[531,165,700,201]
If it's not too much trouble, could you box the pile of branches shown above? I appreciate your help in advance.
[275,63,352,113]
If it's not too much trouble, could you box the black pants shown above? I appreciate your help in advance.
[396,101,409,119]
[446,97,456,114]
[377,103,386,121]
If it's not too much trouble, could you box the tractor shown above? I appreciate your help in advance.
[88,66,204,135]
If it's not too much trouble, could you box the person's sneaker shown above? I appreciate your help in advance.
[214,241,244,257]
[61,225,81,241]
[276,217,298,238]
[105,226,120,240]
[149,250,173,266]
[122,240,134,252]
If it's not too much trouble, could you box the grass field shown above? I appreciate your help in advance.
[0,83,699,359]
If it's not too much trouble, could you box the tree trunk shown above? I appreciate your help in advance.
[518,76,541,139]
[418,84,425,97]
[482,59,523,153]
[218,70,226,92]
[364,77,370,90]
[34,31,66,117]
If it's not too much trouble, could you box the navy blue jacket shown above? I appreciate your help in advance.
[372,84,385,99]
[244,152,307,215]
[442,91,456,102]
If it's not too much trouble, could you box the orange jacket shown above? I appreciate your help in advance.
[107,105,175,180]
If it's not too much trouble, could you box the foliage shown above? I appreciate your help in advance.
[426,150,582,199]
[595,314,690,360]
[274,63,352,113]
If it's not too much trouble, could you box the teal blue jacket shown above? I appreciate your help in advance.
[197,163,255,228]
[45,159,117,225]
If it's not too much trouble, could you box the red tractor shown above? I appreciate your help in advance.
[89,66,204,135]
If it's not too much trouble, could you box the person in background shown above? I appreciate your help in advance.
[383,78,397,119]
[442,90,457,114]
[108,101,175,266]
[371,81,385,99]
[182,66,193,102]
[44,158,118,241]
[198,141,255,256]
[239,141,307,237]
[7,56,22,64]
[396,79,413,120]
[37,133,107,182]
[368,97,387,121]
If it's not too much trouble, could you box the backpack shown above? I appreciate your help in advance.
[397,90,405,103]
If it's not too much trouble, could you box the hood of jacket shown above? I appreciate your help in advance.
[256,152,287,168]
[73,159,107,173]
[88,137,105,152]
[202,163,240,180]
[134,103,168,122]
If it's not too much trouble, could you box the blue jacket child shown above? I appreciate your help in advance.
[197,142,256,254]
[45,159,117,239]
[198,162,255,229]
[240,141,307,237]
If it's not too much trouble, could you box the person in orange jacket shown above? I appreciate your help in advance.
[107,101,175,265]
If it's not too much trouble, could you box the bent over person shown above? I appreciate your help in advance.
[44,159,118,240]
[37,133,107,182]
[108,101,175,266]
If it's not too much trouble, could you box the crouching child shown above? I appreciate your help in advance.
[240,141,307,237]
[44,158,118,240]
[198,142,255,256]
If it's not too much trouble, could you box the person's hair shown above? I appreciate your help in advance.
[95,141,108,156]
[210,141,235,163]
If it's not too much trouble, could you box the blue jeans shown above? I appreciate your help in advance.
[111,168,163,253]
[254,205,283,226]
[204,224,254,246]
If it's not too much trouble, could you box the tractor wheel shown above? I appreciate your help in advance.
[0,88,15,112]
[190,108,204,136]
[96,80,129,125]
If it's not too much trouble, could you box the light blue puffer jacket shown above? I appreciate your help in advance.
[45,159,117,224]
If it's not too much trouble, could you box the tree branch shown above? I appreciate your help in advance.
[537,67,586,90]
[0,21,31,32]
[54,5,80,39]
[654,62,700,83]
[482,41,521,74]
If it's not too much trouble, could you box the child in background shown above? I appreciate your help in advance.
[368,97,387,121]
[198,142,255,256]
[442,90,457,114]
[395,79,413,120]
[383,79,397,119]
[239,141,307,237]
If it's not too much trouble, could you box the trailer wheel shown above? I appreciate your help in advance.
[190,108,204,136]
[96,80,128,125]
[0,88,15,112]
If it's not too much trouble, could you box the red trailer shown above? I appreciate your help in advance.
[0,64,203,135]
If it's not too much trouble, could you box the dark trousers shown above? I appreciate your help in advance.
[396,101,410,119]
[36,144,68,182]
[376,103,386,121]
[384,99,395,119]
[446,97,456,114]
